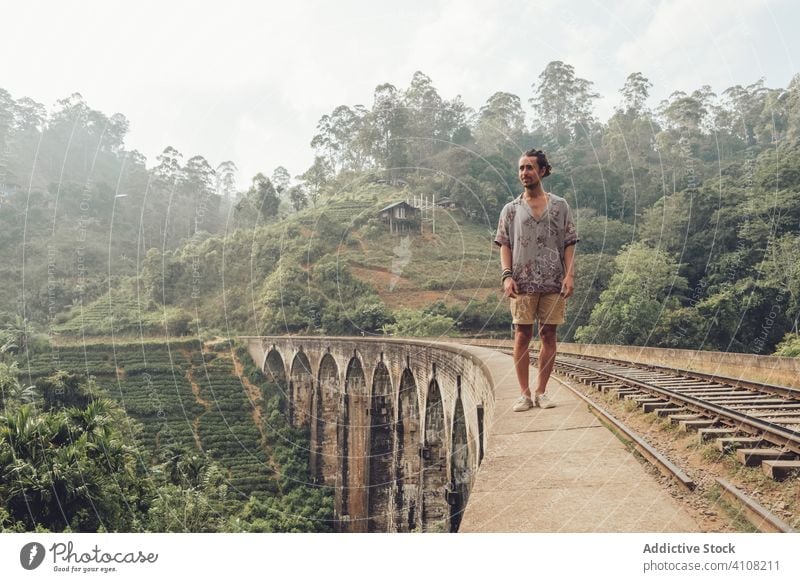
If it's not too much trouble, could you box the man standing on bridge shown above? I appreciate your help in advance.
[494,149,578,411]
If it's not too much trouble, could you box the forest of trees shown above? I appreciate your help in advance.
[297,65,800,354]
[2,60,800,532]
[2,62,800,354]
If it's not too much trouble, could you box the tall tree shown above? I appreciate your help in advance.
[782,73,800,141]
[404,71,444,161]
[153,146,184,188]
[48,92,90,128]
[475,92,527,155]
[106,113,129,153]
[311,105,369,172]
[240,173,279,220]
[438,95,472,145]
[271,166,291,196]
[183,155,216,197]
[181,155,217,236]
[618,72,653,116]
[288,184,308,211]
[13,97,46,133]
[530,61,599,144]
[367,83,410,181]
[215,160,238,199]
[0,89,14,185]
[299,156,331,206]
[310,113,338,169]
[658,89,710,133]
[603,72,660,216]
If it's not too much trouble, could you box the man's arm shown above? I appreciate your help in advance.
[561,243,575,298]
[500,244,518,298]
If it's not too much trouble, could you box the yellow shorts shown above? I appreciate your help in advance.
[510,293,566,325]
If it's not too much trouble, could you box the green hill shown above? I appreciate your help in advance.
[4,66,800,352]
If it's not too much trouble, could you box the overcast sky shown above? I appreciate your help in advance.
[2,0,798,188]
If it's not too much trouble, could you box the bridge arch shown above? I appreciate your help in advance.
[289,351,313,427]
[421,377,448,532]
[314,352,339,486]
[394,366,421,532]
[263,348,288,413]
[449,391,470,532]
[243,336,494,532]
[367,360,394,532]
[338,354,369,532]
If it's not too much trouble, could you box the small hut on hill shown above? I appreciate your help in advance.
[379,201,419,234]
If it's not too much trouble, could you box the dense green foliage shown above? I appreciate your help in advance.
[2,60,799,535]
[383,308,458,337]
[2,64,800,354]
[575,243,687,345]
[233,345,333,531]
[0,342,333,532]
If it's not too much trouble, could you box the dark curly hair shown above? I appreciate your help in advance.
[522,148,552,177]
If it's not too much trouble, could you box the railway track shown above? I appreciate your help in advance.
[549,353,800,475]
[476,342,798,532]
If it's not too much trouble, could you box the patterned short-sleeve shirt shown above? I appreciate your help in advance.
[494,192,579,294]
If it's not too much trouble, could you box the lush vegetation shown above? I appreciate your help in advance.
[1,59,798,533]
[3,63,799,351]
[0,341,332,532]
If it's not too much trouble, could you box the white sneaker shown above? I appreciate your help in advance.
[535,392,555,409]
[512,395,534,412]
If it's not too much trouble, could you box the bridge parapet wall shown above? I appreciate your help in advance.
[555,343,800,388]
[463,339,800,389]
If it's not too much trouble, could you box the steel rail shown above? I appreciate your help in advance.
[554,352,800,399]
[557,378,797,533]
[550,356,800,455]
[714,478,796,533]
[489,344,796,532]
[472,340,800,398]
[553,376,696,490]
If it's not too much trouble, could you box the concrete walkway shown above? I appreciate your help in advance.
[458,349,700,532]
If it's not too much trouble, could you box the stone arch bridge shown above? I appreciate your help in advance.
[241,336,508,533]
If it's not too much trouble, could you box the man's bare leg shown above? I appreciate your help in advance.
[513,324,534,397]
[535,323,558,396]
